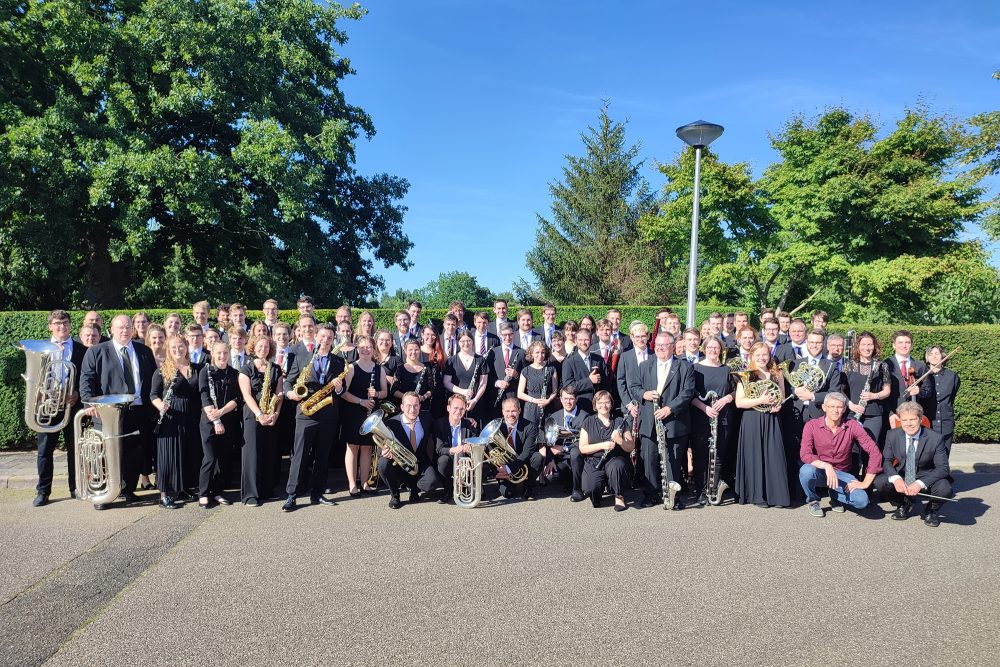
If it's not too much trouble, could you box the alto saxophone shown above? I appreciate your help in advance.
[300,364,350,417]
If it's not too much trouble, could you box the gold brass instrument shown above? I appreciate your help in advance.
[725,354,749,373]
[19,340,77,433]
[259,361,279,416]
[360,409,419,476]
[479,419,529,484]
[299,342,349,417]
[73,394,139,505]
[292,341,346,399]
[732,370,782,413]
[454,436,487,509]
[779,360,826,394]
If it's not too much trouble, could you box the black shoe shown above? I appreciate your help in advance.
[388,496,402,509]
[160,497,178,509]
[213,495,232,506]
[522,488,536,501]
[245,498,260,507]
[672,499,686,511]
[923,510,941,528]
[640,496,659,508]
[94,503,107,511]
[312,495,336,506]
[436,492,450,504]
[614,502,627,512]
[70,490,77,500]
[122,493,139,506]
[281,496,296,512]
[569,491,584,503]
[590,492,602,508]
[409,490,421,504]
[501,489,514,500]
[32,493,48,507]
[140,482,156,491]
[696,492,709,506]
[891,500,912,521]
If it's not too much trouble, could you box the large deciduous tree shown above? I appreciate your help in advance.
[0,0,410,309]
[524,103,664,305]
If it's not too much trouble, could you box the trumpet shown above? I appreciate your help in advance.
[360,409,419,476]
[19,340,77,433]
[479,419,529,484]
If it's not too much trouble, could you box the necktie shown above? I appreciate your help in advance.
[276,351,284,369]
[603,347,609,362]
[901,360,908,379]
[508,428,515,448]
[794,346,801,357]
[905,436,917,484]
[307,342,314,353]
[657,362,668,395]
[120,346,136,394]
[565,414,571,428]
[409,422,418,451]
[448,340,453,356]
[504,348,510,367]
[810,358,817,366]
[452,425,460,447]
[479,336,486,355]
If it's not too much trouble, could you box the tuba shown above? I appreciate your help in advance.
[19,340,76,433]
[479,419,529,484]
[73,394,138,505]
[454,436,488,509]
[359,410,419,476]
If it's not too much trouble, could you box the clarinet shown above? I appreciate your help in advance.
[208,364,219,409]
[414,365,427,404]
[466,356,482,402]
[596,417,623,471]
[536,365,551,443]
[853,359,879,419]
[493,352,512,408]
[155,371,177,433]
[366,362,376,414]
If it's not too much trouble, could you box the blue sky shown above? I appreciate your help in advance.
[338,0,1000,298]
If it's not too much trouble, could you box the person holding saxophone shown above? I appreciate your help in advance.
[238,334,283,507]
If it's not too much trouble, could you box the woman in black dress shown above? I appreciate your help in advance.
[340,336,388,495]
[578,390,634,511]
[691,336,736,505]
[517,341,559,443]
[844,332,891,447]
[443,331,489,428]
[336,321,358,364]
[734,342,789,508]
[238,335,283,506]
[197,341,242,509]
[925,345,960,454]
[394,340,433,412]
[419,325,446,419]
[373,329,400,412]
[150,335,200,509]
[549,331,567,367]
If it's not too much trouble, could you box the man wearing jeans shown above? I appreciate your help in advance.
[798,392,882,517]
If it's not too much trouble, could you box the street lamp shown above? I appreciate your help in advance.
[676,120,724,329]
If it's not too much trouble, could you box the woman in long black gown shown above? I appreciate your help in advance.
[238,335,283,506]
[443,331,489,428]
[373,329,400,412]
[150,335,200,509]
[340,336,388,495]
[691,336,736,505]
[734,342,789,508]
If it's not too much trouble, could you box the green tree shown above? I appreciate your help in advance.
[414,271,493,310]
[525,103,662,305]
[0,0,409,309]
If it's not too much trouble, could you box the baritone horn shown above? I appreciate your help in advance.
[479,419,529,484]
[454,436,488,509]
[359,409,419,475]
[74,394,139,505]
[19,340,76,433]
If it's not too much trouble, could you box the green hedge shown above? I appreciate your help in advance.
[2,309,996,447]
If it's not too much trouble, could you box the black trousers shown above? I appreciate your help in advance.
[242,416,277,501]
[35,406,79,496]
[120,407,150,496]
[850,413,884,476]
[551,447,584,494]
[582,455,631,499]
[378,458,443,499]
[199,416,237,497]
[872,473,952,513]
[691,418,730,494]
[496,451,544,497]
[640,433,687,498]
[285,416,337,499]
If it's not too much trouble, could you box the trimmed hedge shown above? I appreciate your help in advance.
[1,309,996,447]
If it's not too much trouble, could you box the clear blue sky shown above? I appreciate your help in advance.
[338,0,1000,299]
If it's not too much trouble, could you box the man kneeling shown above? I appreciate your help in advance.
[799,392,882,517]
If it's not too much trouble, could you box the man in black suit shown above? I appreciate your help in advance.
[680,328,705,364]
[493,397,541,500]
[873,402,951,527]
[380,392,443,508]
[545,386,590,502]
[775,318,808,363]
[485,323,525,419]
[30,310,87,506]
[472,312,499,358]
[883,329,934,415]
[761,319,783,359]
[486,299,510,337]
[432,394,478,502]
[606,308,633,353]
[628,332,695,509]
[616,321,651,424]
[514,309,541,352]
[406,301,424,339]
[281,324,344,511]
[291,315,318,358]
[391,310,413,357]
[538,303,559,348]
[79,314,157,509]
[561,328,605,414]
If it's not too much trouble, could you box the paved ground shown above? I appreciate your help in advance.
[0,464,997,666]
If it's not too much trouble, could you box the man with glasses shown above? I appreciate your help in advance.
[31,310,86,506]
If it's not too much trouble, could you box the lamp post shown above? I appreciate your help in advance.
[675,120,724,329]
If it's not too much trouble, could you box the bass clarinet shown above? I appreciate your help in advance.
[654,394,682,511]
[701,391,728,506]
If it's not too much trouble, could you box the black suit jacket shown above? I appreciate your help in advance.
[487,319,512,337]
[882,428,950,489]
[883,356,934,412]
[392,330,416,358]
[386,413,435,466]
[788,357,842,422]
[283,350,346,421]
[615,347,651,409]
[471,330,500,356]
[629,357,695,439]
[513,329,542,351]
[561,350,606,413]
[498,417,538,476]
[776,341,807,363]
[486,345,526,404]
[610,332,633,353]
[432,416,478,458]
[80,340,157,417]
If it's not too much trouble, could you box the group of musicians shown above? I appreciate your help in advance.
[29,297,960,526]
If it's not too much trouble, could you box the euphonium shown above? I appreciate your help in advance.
[479,419,529,484]
[359,409,419,475]
[19,340,76,433]
[73,394,139,505]
[454,436,487,509]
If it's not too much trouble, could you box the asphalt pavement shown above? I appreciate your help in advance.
[0,467,997,667]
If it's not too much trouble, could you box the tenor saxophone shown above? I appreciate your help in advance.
[259,361,279,416]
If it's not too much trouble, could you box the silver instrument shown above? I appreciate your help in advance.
[360,409,419,476]
[853,360,880,419]
[74,394,139,505]
[700,391,728,506]
[479,419,529,484]
[453,436,487,509]
[534,366,551,444]
[19,340,77,433]
[653,395,681,510]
